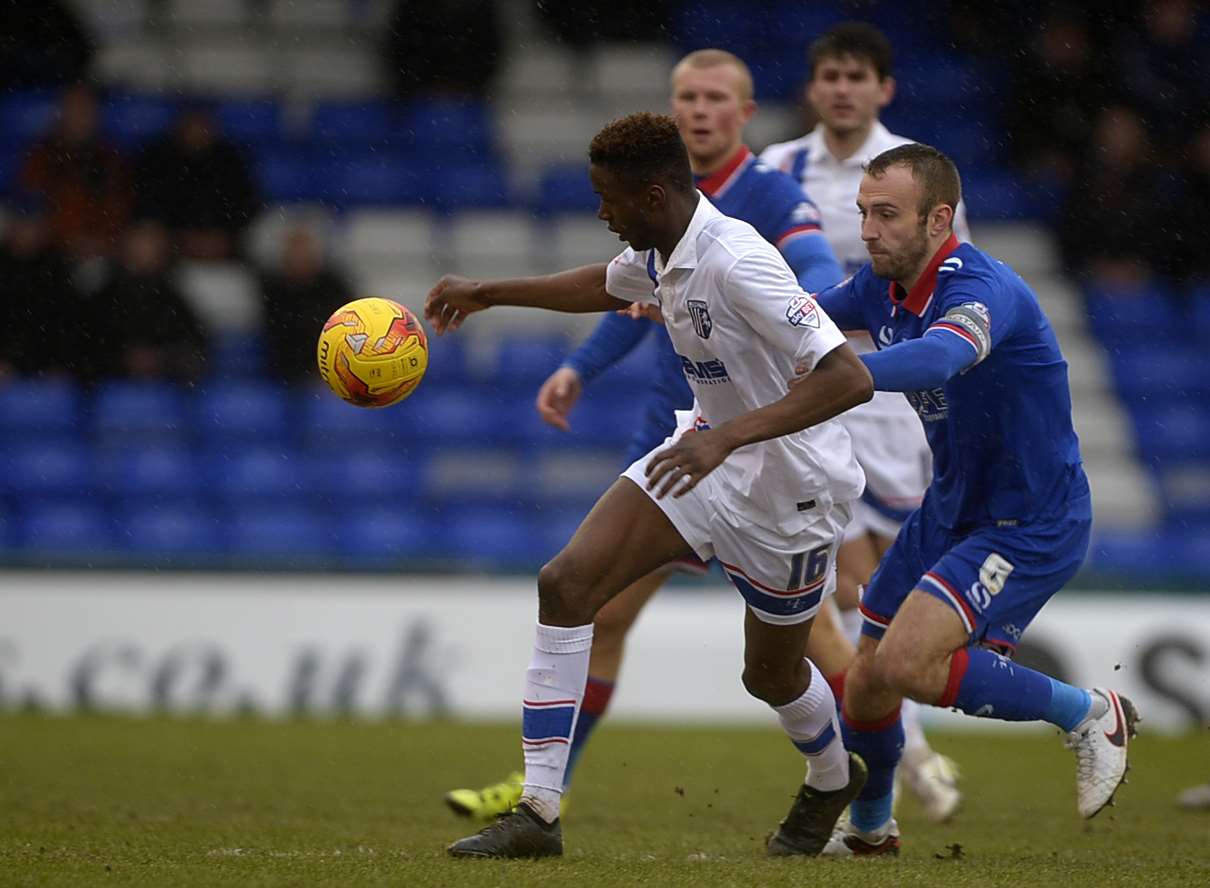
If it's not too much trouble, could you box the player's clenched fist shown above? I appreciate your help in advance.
[424,275,489,334]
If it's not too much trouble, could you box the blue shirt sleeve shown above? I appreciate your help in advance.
[815,275,867,332]
[861,332,977,392]
[780,235,844,294]
[562,311,653,384]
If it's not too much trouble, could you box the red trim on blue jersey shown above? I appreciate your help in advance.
[929,320,980,351]
[858,602,891,627]
[719,559,828,597]
[775,223,824,248]
[889,233,961,316]
[938,646,969,708]
[696,145,752,198]
[921,571,977,633]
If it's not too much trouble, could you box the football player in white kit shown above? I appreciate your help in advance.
[761,22,970,822]
[430,112,875,859]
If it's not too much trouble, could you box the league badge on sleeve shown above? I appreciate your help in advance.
[786,294,820,329]
[687,299,713,339]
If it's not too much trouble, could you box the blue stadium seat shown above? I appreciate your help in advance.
[430,162,510,210]
[325,152,430,207]
[197,381,291,444]
[1085,284,1181,347]
[299,387,409,450]
[532,503,593,562]
[1191,288,1210,342]
[17,500,113,554]
[311,101,397,145]
[258,149,324,203]
[216,99,286,146]
[404,99,493,153]
[0,379,83,439]
[208,446,310,502]
[229,506,333,558]
[558,398,645,450]
[102,94,178,148]
[440,504,538,564]
[309,448,421,500]
[1132,405,1210,462]
[0,91,57,151]
[491,334,571,389]
[210,332,266,378]
[407,385,510,446]
[421,445,525,504]
[959,171,1043,221]
[537,164,597,213]
[93,381,191,443]
[119,502,226,557]
[4,441,95,497]
[1109,345,1210,404]
[98,445,201,499]
[334,505,442,560]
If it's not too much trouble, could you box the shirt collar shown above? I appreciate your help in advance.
[657,192,718,273]
[889,233,961,316]
[695,145,752,197]
[811,120,894,167]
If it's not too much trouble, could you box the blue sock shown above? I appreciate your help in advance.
[940,647,1091,731]
[562,677,614,790]
[840,707,903,832]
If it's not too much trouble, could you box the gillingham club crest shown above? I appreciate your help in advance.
[687,299,713,339]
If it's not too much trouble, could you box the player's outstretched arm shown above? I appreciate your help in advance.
[644,343,872,498]
[423,264,629,335]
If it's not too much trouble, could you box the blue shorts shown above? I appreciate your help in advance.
[860,495,1091,653]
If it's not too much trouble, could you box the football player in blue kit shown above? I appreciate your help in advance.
[444,48,852,821]
[780,142,1139,855]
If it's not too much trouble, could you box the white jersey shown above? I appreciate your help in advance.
[606,195,865,536]
[762,122,956,518]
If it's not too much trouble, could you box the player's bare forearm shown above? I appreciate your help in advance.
[425,265,629,334]
[716,344,873,451]
[644,345,872,499]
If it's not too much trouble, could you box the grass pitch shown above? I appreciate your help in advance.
[1,714,1206,887]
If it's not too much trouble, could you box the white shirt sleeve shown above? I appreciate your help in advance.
[604,247,658,305]
[724,247,847,371]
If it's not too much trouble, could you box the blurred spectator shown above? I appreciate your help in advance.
[384,0,502,100]
[1114,0,1210,156]
[534,0,671,46]
[134,105,259,261]
[1172,122,1210,287]
[1058,106,1171,289]
[1003,7,1109,185]
[89,221,207,383]
[259,225,354,382]
[0,0,94,90]
[0,198,84,379]
[19,82,132,259]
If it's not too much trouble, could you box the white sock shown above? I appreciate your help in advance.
[901,698,928,758]
[775,659,850,792]
[838,605,863,645]
[519,622,593,823]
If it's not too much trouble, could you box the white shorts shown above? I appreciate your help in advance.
[839,396,930,542]
[621,451,853,627]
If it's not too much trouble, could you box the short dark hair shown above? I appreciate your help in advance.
[866,143,962,222]
[588,112,694,194]
[808,22,893,81]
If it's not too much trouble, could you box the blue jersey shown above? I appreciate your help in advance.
[567,146,841,461]
[817,235,1090,530]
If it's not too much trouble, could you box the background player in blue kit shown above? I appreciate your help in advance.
[444,49,848,821]
[785,143,1139,856]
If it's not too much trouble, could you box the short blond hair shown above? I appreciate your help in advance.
[672,49,754,102]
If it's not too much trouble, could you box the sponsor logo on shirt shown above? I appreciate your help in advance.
[786,294,820,329]
[679,355,730,384]
[877,325,894,347]
[907,386,948,421]
[687,299,713,339]
[939,256,964,273]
